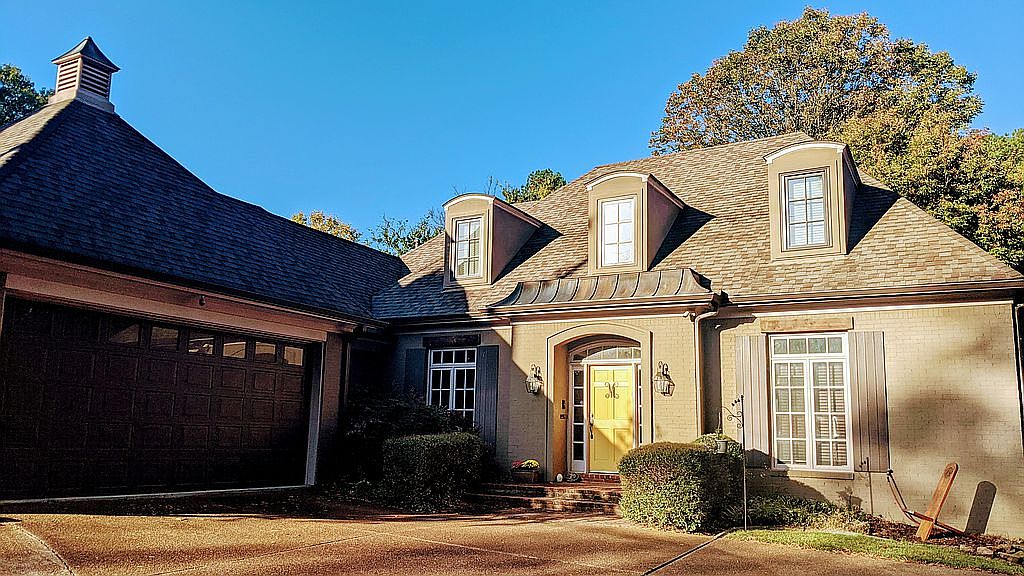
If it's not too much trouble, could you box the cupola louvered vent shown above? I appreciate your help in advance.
[49,37,119,111]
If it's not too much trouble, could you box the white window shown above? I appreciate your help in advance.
[599,197,635,266]
[784,172,827,248]
[769,333,850,471]
[453,217,482,278]
[428,348,476,421]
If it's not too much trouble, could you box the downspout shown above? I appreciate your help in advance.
[1014,302,1024,457]
[693,303,720,436]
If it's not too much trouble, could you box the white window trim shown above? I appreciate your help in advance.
[427,347,477,422]
[769,332,852,472]
[452,216,484,279]
[781,170,830,250]
[597,196,636,267]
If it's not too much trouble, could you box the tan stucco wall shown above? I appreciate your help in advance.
[708,302,1024,537]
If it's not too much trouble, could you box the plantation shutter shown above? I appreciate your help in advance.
[475,345,499,447]
[405,348,427,397]
[735,334,770,467]
[848,331,890,472]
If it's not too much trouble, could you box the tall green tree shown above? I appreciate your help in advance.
[501,168,567,203]
[370,208,445,256]
[650,8,979,153]
[291,210,361,242]
[650,7,1023,271]
[0,64,53,126]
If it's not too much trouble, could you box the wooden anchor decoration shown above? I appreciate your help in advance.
[914,462,962,541]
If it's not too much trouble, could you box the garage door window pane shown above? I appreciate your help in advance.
[223,339,247,359]
[108,320,140,345]
[151,327,179,350]
[283,346,304,366]
[255,342,277,363]
[188,331,215,355]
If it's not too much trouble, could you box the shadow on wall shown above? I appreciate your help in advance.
[886,325,1020,535]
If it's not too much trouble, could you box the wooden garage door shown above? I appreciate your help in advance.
[0,299,313,499]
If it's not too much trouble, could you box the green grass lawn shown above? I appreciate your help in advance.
[729,530,1024,575]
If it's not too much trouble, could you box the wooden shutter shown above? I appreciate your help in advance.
[849,331,890,472]
[404,348,427,397]
[475,345,499,447]
[735,335,770,467]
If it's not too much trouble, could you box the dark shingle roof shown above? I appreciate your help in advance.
[373,132,1022,320]
[52,37,119,71]
[0,100,407,321]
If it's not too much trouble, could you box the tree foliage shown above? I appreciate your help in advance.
[290,210,360,242]
[0,64,53,126]
[650,8,979,152]
[500,168,567,203]
[651,7,1023,271]
[369,208,445,256]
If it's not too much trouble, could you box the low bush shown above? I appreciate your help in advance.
[618,433,742,532]
[340,395,475,480]
[379,432,485,512]
[731,493,869,531]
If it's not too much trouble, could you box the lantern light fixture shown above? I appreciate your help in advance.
[525,364,543,395]
[653,361,673,395]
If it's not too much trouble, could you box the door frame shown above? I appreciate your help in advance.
[567,341,641,474]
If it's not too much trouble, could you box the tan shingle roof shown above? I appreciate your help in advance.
[372,132,1023,319]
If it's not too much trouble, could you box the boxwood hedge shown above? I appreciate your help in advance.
[380,432,484,512]
[618,434,742,531]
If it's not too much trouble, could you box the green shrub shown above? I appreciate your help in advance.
[340,395,475,480]
[379,432,484,512]
[734,494,869,531]
[618,434,742,531]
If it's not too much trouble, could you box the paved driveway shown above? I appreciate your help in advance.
[0,494,976,575]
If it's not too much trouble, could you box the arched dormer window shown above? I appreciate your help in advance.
[764,141,861,259]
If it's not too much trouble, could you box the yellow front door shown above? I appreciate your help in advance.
[589,366,634,473]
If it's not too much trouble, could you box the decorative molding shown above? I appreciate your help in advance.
[760,315,854,334]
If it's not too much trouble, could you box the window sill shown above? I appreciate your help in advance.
[766,469,855,481]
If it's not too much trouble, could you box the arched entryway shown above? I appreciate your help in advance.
[567,339,642,473]
[545,323,652,480]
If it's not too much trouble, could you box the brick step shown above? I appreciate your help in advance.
[478,483,621,503]
[465,492,620,515]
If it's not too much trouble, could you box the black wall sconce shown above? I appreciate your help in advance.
[653,361,673,395]
[525,364,543,395]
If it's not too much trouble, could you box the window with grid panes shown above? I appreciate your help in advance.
[784,172,827,248]
[427,348,477,421]
[769,334,850,470]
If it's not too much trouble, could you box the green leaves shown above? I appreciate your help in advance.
[651,8,979,154]
[500,169,567,203]
[290,210,361,241]
[0,64,53,126]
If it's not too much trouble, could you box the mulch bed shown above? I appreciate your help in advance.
[865,515,1024,564]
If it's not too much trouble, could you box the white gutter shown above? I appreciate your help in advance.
[693,305,719,435]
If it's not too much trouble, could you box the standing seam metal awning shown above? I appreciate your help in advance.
[488,268,713,310]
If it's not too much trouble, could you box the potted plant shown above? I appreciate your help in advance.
[510,459,542,483]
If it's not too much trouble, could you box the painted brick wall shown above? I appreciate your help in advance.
[709,302,1024,537]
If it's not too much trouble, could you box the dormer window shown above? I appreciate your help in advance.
[600,197,636,266]
[764,141,861,260]
[584,171,684,276]
[784,171,827,248]
[453,216,482,278]
[442,194,542,288]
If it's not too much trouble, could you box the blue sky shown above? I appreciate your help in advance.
[3,1,1022,233]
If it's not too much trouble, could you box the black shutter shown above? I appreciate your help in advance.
[736,335,771,467]
[405,348,427,397]
[849,331,890,472]
[475,345,499,447]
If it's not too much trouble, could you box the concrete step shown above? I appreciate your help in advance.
[465,492,620,515]
[478,483,621,503]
